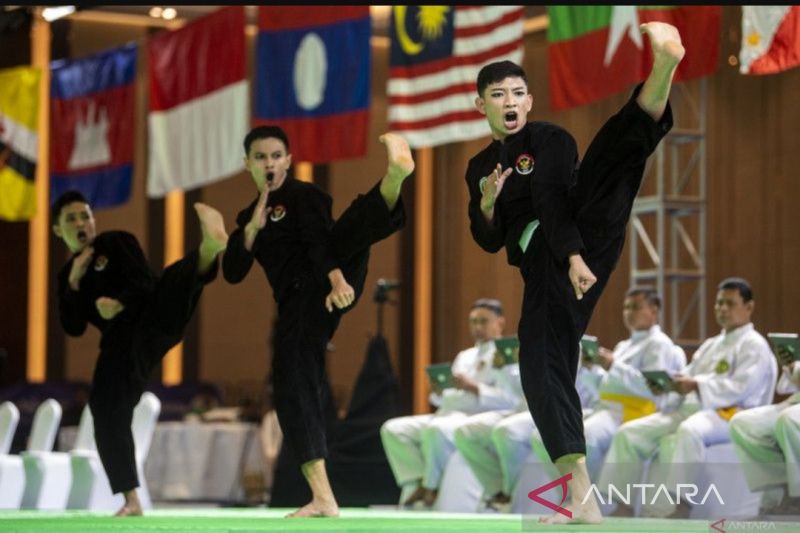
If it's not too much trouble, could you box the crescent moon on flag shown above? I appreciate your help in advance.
[394,6,424,56]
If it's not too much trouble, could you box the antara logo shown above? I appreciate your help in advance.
[528,473,572,518]
[528,473,726,518]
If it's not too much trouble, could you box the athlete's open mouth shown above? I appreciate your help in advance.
[504,111,519,129]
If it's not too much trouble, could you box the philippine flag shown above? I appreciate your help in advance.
[50,42,136,209]
[147,6,248,198]
[253,7,370,163]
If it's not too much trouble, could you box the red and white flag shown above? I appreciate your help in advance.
[740,6,800,75]
[388,6,525,148]
[147,6,248,198]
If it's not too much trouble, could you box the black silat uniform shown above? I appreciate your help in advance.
[466,85,672,460]
[57,230,217,494]
[223,175,404,463]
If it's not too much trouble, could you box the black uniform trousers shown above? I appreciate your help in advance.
[518,85,673,461]
[272,182,405,464]
[89,250,217,494]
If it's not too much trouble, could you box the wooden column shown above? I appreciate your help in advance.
[161,190,184,384]
[26,9,50,382]
[412,147,433,413]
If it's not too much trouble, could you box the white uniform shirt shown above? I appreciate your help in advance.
[432,340,519,415]
[596,325,682,413]
[776,362,800,402]
[669,323,777,412]
[494,355,606,413]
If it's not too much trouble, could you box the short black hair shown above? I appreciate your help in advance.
[471,298,503,317]
[476,60,528,97]
[625,285,662,309]
[51,190,88,222]
[243,125,290,156]
[718,277,754,303]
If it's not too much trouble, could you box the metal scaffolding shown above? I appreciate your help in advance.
[629,79,707,352]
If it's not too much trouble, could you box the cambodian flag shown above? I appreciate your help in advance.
[253,7,370,163]
[50,42,136,209]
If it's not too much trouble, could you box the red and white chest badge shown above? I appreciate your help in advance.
[269,205,286,222]
[516,153,534,175]
[93,255,109,272]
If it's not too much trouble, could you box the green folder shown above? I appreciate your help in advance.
[580,334,600,362]
[493,336,520,367]
[768,332,800,362]
[642,370,674,390]
[426,363,454,391]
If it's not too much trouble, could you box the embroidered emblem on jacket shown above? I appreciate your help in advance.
[516,153,534,175]
[269,205,286,222]
[93,255,108,272]
[715,359,730,374]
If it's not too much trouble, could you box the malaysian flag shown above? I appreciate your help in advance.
[388,6,524,148]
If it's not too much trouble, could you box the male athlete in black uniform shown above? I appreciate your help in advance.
[223,127,414,517]
[465,22,684,523]
[53,190,228,516]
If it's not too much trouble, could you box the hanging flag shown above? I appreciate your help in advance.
[740,6,800,75]
[50,43,136,209]
[147,6,248,198]
[547,6,721,111]
[253,7,370,163]
[388,6,525,148]
[0,66,40,221]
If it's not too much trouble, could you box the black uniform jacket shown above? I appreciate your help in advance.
[466,121,584,268]
[223,176,340,301]
[57,230,156,336]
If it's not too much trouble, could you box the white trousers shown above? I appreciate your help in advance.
[730,401,800,497]
[454,410,534,497]
[580,408,623,481]
[380,412,469,490]
[597,407,731,517]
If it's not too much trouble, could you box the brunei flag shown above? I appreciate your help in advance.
[0,66,41,221]
[547,6,721,111]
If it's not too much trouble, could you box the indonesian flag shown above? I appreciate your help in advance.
[147,6,248,198]
[740,6,800,75]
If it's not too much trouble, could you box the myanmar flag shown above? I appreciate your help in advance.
[547,6,721,111]
[0,66,40,221]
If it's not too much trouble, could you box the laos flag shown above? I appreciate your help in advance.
[50,42,136,209]
[254,7,370,163]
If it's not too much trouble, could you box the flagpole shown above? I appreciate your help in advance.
[295,161,313,183]
[413,147,433,414]
[162,190,184,385]
[26,8,50,383]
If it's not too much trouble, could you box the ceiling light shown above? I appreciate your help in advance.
[42,6,75,22]
[149,7,163,18]
[162,7,177,20]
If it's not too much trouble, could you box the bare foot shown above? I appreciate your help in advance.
[486,492,512,513]
[402,485,427,507]
[538,501,603,525]
[194,202,228,256]
[114,502,143,517]
[286,500,340,518]
[379,133,415,184]
[422,488,438,508]
[640,22,685,66]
